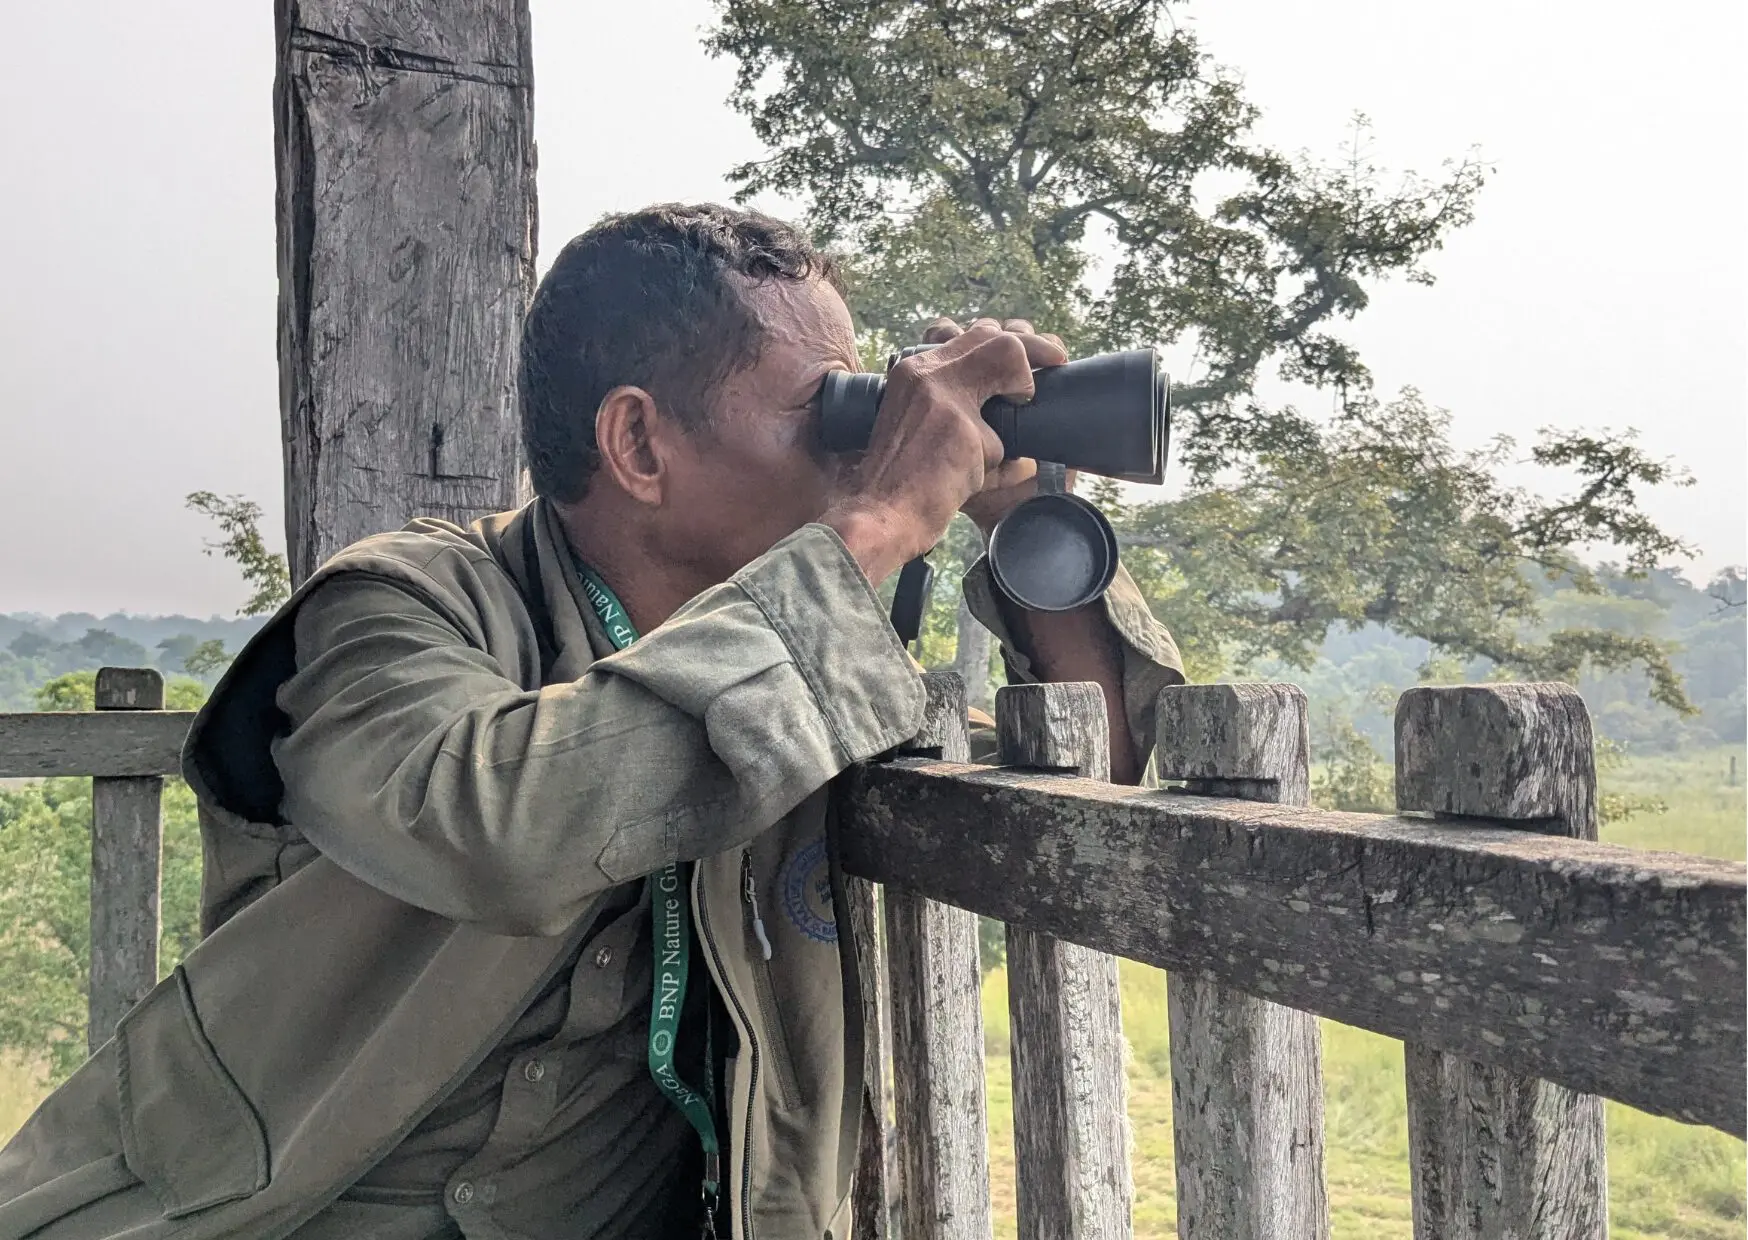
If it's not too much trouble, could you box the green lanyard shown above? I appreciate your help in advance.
[575,562,722,1215]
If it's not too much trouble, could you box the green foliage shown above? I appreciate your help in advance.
[33,672,97,713]
[709,1,1482,411]
[709,0,1697,717]
[185,491,291,618]
[1312,712,1394,813]
[30,671,206,714]
[1118,393,1698,711]
[181,639,230,680]
[978,915,1006,979]
[0,774,206,1082]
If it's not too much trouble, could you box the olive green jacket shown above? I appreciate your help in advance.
[0,500,1181,1240]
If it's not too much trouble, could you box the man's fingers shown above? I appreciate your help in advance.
[921,317,963,344]
[957,325,1036,403]
[1020,332,1068,369]
[1001,318,1035,335]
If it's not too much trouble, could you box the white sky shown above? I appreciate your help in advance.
[1,0,1742,617]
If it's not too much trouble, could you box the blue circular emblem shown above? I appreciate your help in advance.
[780,838,837,944]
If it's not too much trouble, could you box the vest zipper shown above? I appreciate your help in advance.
[696,857,760,1240]
[742,855,774,961]
[741,853,803,1110]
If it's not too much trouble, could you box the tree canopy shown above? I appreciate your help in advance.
[709,0,1697,709]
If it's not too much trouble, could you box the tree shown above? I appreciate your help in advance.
[186,492,291,618]
[708,0,1695,706]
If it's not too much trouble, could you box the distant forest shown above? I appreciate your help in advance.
[3,561,1742,755]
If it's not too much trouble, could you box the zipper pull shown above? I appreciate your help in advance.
[741,854,774,961]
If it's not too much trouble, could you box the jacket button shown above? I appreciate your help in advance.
[594,946,614,968]
[452,1181,475,1206]
[524,1058,546,1083]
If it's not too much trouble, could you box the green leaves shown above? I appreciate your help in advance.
[0,775,204,1082]
[186,491,290,618]
[1115,390,1697,710]
[709,0,1695,720]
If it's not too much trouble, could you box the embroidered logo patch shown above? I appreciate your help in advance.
[779,838,837,944]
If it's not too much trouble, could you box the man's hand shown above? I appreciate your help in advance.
[919,316,1074,538]
[821,322,1043,587]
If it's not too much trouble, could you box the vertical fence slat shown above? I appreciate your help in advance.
[998,681,1131,1240]
[1395,683,1608,1240]
[843,866,891,1238]
[883,672,992,1240]
[88,667,165,1053]
[1155,683,1329,1240]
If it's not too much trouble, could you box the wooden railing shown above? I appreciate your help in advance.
[837,674,1744,1240]
[1,668,1741,1240]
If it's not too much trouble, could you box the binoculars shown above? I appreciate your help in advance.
[819,344,1170,625]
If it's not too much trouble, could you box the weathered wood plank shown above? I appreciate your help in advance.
[998,682,1129,1240]
[89,670,165,1052]
[275,0,536,582]
[0,711,195,779]
[1156,684,1328,1240]
[1396,684,1607,1240]
[841,870,891,1239]
[835,761,1746,1136]
[880,673,991,1240]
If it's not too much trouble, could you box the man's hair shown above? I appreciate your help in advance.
[519,202,842,503]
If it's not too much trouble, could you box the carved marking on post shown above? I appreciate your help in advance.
[1156,682,1328,1240]
[1396,683,1607,1240]
[998,682,1130,1240]
[881,672,991,1240]
[89,668,165,1053]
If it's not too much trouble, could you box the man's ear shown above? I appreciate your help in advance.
[593,385,668,506]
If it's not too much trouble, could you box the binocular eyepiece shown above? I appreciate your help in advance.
[820,343,1171,620]
[819,345,1170,485]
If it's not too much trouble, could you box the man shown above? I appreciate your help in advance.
[0,204,1181,1239]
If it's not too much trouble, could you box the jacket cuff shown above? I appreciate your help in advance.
[962,555,1185,762]
[734,523,925,763]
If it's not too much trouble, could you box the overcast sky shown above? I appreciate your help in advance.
[1,0,1742,618]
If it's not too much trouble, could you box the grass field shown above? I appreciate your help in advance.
[0,749,1741,1232]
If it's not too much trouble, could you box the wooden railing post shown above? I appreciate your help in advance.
[1155,683,1329,1240]
[880,671,991,1240]
[997,681,1130,1240]
[1395,683,1608,1240]
[88,667,165,1052]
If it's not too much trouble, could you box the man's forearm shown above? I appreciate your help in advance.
[990,595,1142,784]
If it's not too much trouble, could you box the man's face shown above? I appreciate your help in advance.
[656,275,861,583]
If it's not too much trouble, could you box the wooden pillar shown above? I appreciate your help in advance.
[88,667,164,1052]
[275,0,537,582]
[998,682,1131,1240]
[880,672,991,1240]
[1395,684,1608,1240]
[1155,683,1329,1240]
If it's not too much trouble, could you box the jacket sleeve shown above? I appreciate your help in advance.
[961,557,1186,770]
[272,523,925,936]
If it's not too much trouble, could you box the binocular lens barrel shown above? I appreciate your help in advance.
[817,347,1169,485]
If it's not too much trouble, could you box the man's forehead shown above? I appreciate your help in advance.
[739,274,857,360]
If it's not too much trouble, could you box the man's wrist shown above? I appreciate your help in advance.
[821,502,920,588]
